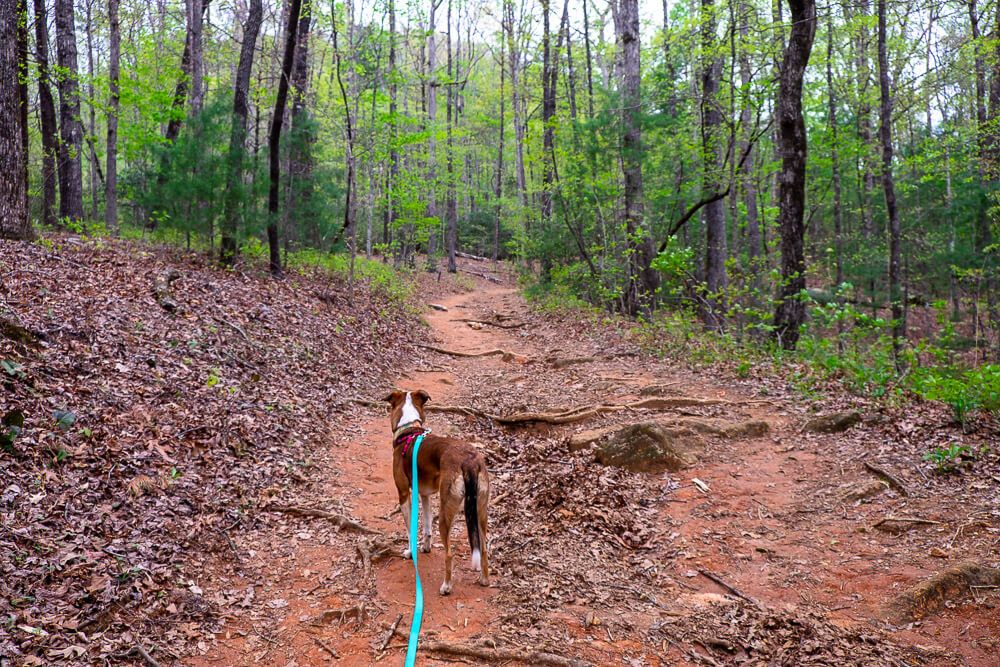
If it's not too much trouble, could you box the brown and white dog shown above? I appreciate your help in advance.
[384,389,490,595]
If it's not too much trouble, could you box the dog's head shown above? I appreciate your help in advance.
[384,389,431,433]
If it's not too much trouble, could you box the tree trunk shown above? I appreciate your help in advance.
[739,1,760,272]
[332,0,356,260]
[387,0,399,251]
[426,0,439,271]
[188,0,205,115]
[1,0,29,239]
[701,0,727,328]
[54,0,85,223]
[289,0,314,246]
[445,0,458,273]
[616,0,658,316]
[772,0,817,350]
[494,38,505,262]
[106,0,121,235]
[503,0,527,212]
[539,0,555,277]
[268,0,304,276]
[877,0,903,352]
[221,0,263,266]
[827,23,842,287]
[582,0,595,118]
[16,0,28,216]
[85,0,98,219]
[33,0,59,227]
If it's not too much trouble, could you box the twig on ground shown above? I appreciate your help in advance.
[313,637,339,658]
[133,643,162,667]
[697,569,763,608]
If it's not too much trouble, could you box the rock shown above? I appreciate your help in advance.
[883,562,1000,624]
[639,383,683,397]
[804,411,862,433]
[673,418,770,439]
[573,422,700,473]
[428,303,448,311]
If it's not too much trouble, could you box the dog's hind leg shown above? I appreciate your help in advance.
[420,494,433,553]
[476,473,490,586]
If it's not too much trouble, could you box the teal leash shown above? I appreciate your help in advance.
[404,431,428,667]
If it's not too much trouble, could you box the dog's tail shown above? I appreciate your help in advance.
[462,464,482,569]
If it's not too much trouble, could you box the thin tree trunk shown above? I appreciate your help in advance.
[445,0,457,272]
[85,0,98,219]
[827,23,841,287]
[772,0,817,350]
[539,0,555,277]
[739,1,759,272]
[701,0,727,328]
[188,0,205,115]
[877,0,903,355]
[331,0,356,258]
[582,0,595,118]
[106,0,121,235]
[17,0,28,216]
[426,0,440,271]
[54,0,85,223]
[268,0,304,276]
[493,39,505,262]
[33,0,59,227]
[387,0,399,252]
[1,0,30,239]
[289,0,314,246]
[220,0,263,265]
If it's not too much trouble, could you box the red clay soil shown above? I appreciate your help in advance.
[189,265,998,666]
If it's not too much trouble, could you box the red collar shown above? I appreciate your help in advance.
[394,428,428,458]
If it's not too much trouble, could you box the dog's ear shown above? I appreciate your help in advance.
[383,390,405,407]
[412,390,431,406]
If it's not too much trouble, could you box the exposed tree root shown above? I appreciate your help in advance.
[421,640,594,667]
[451,317,527,329]
[872,516,941,534]
[460,268,503,283]
[266,504,380,534]
[415,343,532,363]
[863,461,909,496]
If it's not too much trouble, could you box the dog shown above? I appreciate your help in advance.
[384,389,490,595]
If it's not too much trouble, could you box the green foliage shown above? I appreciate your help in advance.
[1,409,25,454]
[922,443,972,474]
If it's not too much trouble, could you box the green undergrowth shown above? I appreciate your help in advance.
[526,279,1000,430]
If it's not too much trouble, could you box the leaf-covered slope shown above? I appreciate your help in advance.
[0,237,416,664]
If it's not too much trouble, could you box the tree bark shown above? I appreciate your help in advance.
[289,0,315,246]
[188,0,205,115]
[494,38,505,262]
[827,22,842,287]
[445,0,458,273]
[539,0,555,277]
[268,0,304,276]
[701,0,727,328]
[1,0,30,239]
[106,0,121,234]
[387,0,399,252]
[54,0,85,223]
[738,1,760,272]
[33,0,59,227]
[85,0,98,219]
[616,0,658,316]
[426,0,440,271]
[220,0,263,266]
[877,0,903,352]
[772,0,816,350]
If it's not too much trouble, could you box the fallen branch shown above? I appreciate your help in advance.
[863,462,909,496]
[379,613,404,653]
[133,643,162,667]
[266,504,379,535]
[422,640,593,667]
[214,316,251,343]
[461,268,502,283]
[456,251,489,261]
[697,568,762,609]
[152,268,181,313]
[873,516,942,533]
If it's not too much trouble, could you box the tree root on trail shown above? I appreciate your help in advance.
[451,317,526,329]
[266,504,380,534]
[415,343,532,363]
[343,396,751,426]
[319,604,367,625]
[863,461,909,496]
[356,537,397,578]
[421,640,594,667]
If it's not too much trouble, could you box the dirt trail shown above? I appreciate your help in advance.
[191,273,998,666]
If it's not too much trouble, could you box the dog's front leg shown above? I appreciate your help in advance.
[400,495,413,559]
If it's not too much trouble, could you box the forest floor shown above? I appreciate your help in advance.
[3,239,999,666]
